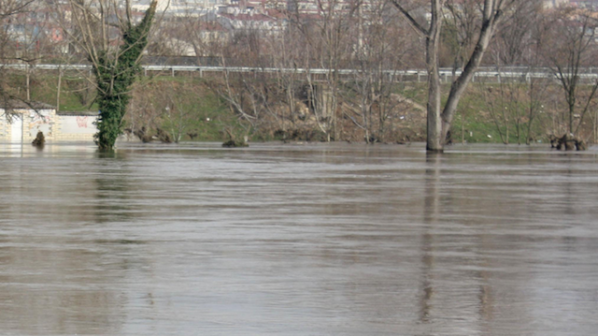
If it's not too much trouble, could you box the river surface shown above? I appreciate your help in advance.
[0,142,597,336]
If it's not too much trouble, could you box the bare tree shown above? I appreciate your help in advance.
[480,0,547,145]
[390,0,522,152]
[543,8,598,138]
[292,0,358,141]
[490,0,542,66]
[342,0,409,143]
[0,0,36,106]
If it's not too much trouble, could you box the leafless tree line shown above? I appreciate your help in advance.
[3,0,598,145]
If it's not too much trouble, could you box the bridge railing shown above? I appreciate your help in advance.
[3,63,598,84]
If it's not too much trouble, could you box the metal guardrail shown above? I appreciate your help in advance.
[3,63,598,81]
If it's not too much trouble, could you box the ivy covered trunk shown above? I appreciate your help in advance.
[93,1,157,150]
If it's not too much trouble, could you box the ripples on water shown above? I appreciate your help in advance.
[0,142,597,335]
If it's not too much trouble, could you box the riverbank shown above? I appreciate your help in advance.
[12,73,598,145]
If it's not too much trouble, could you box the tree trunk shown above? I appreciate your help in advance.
[425,0,443,152]
[56,67,63,112]
[569,101,574,134]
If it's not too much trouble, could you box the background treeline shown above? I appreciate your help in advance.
[2,0,598,144]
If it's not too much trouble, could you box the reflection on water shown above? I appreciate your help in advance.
[1,142,598,335]
[420,153,440,325]
[95,151,134,224]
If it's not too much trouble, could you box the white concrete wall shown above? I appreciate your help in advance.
[0,108,100,143]
[0,108,57,142]
[55,115,99,141]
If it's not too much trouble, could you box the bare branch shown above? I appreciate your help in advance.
[388,0,429,36]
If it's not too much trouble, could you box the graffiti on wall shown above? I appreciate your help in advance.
[61,116,98,134]
[76,116,89,128]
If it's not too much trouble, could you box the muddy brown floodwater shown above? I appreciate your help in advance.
[0,142,597,335]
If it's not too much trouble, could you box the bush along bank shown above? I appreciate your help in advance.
[17,73,597,147]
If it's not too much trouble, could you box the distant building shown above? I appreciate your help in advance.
[219,12,285,33]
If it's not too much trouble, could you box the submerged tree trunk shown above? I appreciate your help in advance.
[66,0,159,150]
[93,1,158,150]
[425,1,443,152]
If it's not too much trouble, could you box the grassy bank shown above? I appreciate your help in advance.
[10,72,588,144]
[401,82,570,144]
